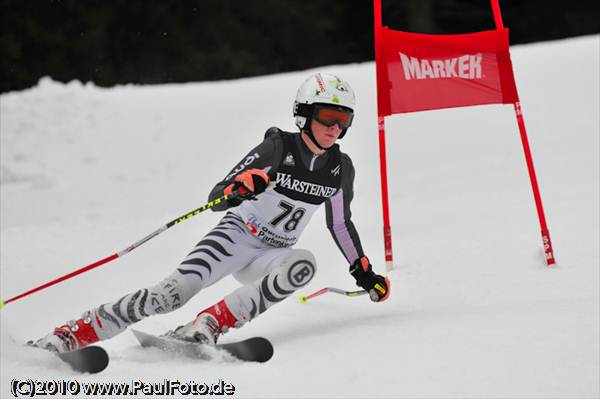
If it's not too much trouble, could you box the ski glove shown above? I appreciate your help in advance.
[224,168,270,204]
[349,256,391,302]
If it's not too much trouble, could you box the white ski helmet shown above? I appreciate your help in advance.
[293,73,356,140]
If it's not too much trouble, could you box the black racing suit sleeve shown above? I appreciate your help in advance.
[208,128,284,211]
[324,153,365,264]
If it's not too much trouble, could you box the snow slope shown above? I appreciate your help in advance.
[1,35,598,398]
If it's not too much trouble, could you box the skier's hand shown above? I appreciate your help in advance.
[224,169,270,201]
[349,256,390,302]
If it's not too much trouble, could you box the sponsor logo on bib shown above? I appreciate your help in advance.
[275,172,337,198]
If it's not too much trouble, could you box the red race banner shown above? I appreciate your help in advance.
[377,28,519,115]
[373,0,555,268]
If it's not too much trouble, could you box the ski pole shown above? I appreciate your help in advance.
[299,287,367,303]
[0,191,241,310]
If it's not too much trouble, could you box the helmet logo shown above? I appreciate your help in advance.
[332,96,340,104]
[315,74,327,94]
[335,83,349,92]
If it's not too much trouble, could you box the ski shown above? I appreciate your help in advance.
[57,346,109,373]
[28,344,109,374]
[132,329,273,363]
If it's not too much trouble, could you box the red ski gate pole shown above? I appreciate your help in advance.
[374,0,395,272]
[0,192,240,310]
[514,102,555,265]
[491,0,555,265]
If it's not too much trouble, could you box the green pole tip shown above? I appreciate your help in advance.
[0,301,4,310]
[298,295,307,304]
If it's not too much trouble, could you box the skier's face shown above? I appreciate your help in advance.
[310,118,343,149]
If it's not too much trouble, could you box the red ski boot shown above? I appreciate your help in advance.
[169,300,240,344]
[33,317,100,353]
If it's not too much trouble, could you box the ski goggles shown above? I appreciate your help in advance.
[312,105,354,129]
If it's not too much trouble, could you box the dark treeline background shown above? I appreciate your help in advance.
[1,0,599,93]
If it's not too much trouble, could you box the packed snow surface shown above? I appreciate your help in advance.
[1,35,598,398]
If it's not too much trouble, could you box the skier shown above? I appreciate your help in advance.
[33,72,390,353]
